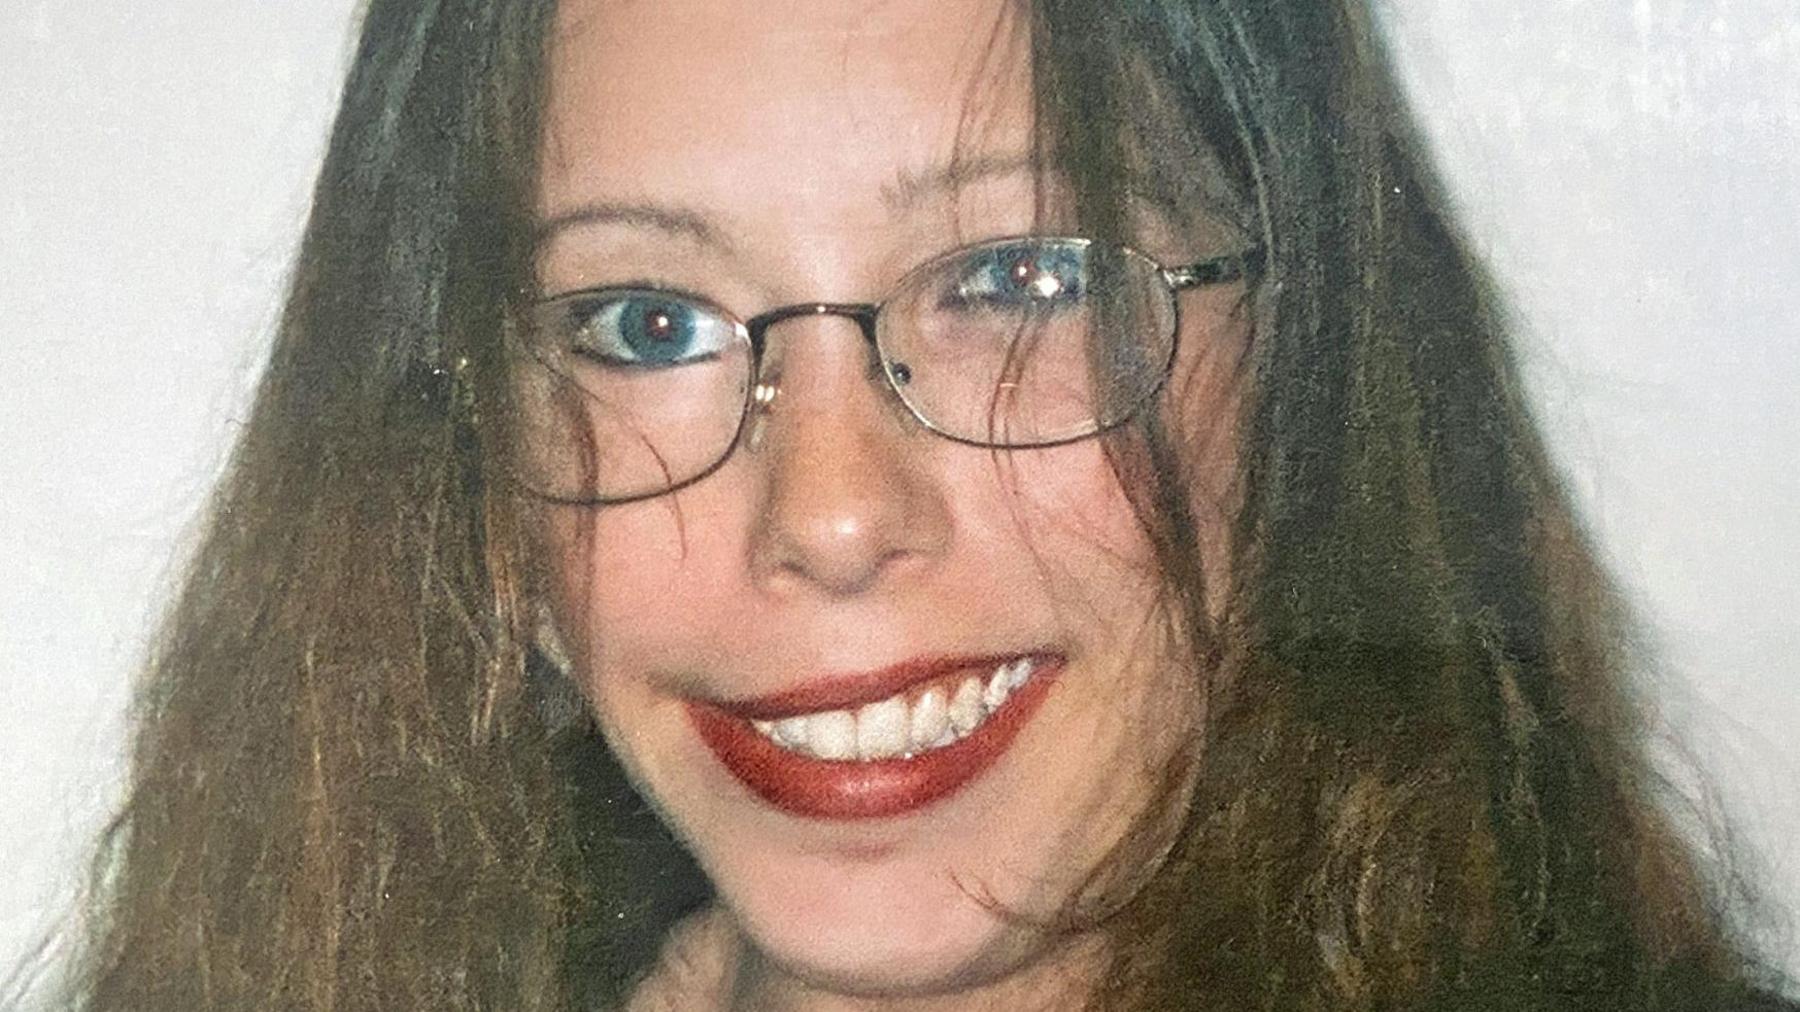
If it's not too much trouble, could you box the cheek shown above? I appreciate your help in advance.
[1002,447,1141,542]
[992,292,1247,616]
[535,500,743,688]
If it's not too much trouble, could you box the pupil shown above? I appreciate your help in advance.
[642,306,676,343]
[617,299,698,365]
[1008,256,1036,288]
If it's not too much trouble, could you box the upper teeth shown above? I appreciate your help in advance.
[751,657,1037,761]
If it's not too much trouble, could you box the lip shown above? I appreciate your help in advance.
[710,653,1031,721]
[687,653,1065,820]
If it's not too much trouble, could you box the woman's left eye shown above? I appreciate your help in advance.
[945,242,1088,311]
[553,291,736,368]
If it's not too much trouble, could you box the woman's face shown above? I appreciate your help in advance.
[535,0,1247,1002]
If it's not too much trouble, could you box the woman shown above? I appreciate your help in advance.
[45,0,1794,1008]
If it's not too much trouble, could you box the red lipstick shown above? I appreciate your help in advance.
[714,653,1025,721]
[687,654,1063,820]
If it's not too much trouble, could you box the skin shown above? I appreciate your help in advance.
[533,0,1251,1007]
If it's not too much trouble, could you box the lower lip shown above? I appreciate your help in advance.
[686,659,1063,820]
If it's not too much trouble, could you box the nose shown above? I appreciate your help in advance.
[746,314,952,598]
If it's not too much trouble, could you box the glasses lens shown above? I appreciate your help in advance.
[877,238,1176,446]
[506,289,751,502]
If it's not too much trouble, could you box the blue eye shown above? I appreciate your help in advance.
[945,242,1089,311]
[557,291,736,368]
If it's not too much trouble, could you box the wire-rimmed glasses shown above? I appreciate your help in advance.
[504,235,1262,504]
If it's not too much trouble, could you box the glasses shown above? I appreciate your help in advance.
[504,235,1262,504]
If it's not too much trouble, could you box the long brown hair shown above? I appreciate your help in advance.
[1033,2,1788,1008]
[38,0,1789,1008]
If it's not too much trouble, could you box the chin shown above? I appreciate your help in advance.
[712,848,1031,997]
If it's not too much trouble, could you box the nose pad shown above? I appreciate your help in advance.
[740,313,951,598]
[739,305,895,456]
[742,376,782,453]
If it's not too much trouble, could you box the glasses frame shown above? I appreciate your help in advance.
[518,235,1265,505]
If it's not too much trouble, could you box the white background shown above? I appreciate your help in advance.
[3,0,1797,992]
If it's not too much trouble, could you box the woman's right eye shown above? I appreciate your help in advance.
[554,292,735,368]
[938,242,1089,313]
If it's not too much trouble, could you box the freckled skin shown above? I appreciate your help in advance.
[533,0,1250,1007]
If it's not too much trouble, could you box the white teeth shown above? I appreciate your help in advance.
[772,715,810,749]
[909,687,949,751]
[809,710,857,760]
[746,657,1044,760]
[856,697,910,759]
[983,665,1012,710]
[949,677,985,734]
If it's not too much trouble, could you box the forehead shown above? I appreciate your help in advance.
[538,0,1033,226]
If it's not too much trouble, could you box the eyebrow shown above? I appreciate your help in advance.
[538,155,1042,249]
[533,152,1224,250]
[881,152,1215,234]
[880,153,1041,212]
[534,201,730,250]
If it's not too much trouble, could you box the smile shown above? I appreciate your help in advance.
[754,655,1039,760]
[686,653,1064,820]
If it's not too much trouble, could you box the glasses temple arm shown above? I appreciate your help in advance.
[1162,247,1267,290]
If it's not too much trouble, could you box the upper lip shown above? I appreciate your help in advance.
[708,652,1041,722]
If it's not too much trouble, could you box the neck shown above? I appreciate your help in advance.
[628,905,1111,1012]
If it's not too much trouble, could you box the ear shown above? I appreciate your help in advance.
[534,602,575,673]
